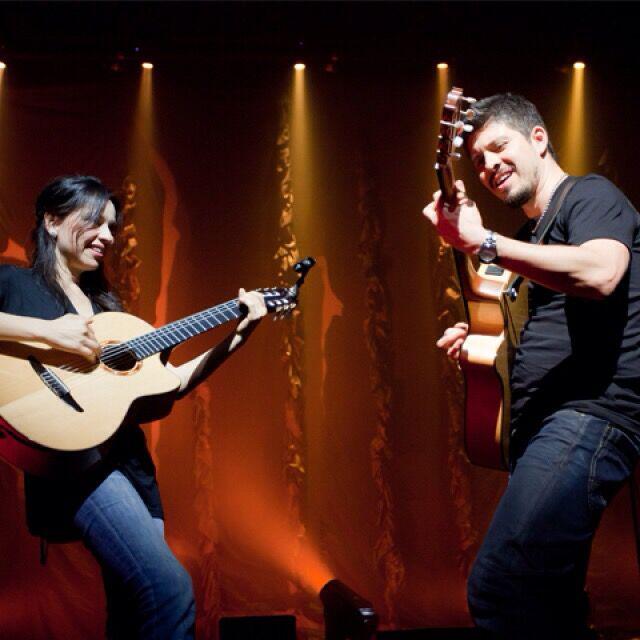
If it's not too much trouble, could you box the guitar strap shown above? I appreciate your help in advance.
[532,175,579,243]
[507,175,578,299]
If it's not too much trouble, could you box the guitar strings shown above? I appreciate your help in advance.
[108,289,288,363]
[107,300,241,359]
[52,287,288,381]
[55,298,244,377]
[6,291,289,419]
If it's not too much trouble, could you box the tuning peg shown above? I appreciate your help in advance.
[453,120,473,132]
[293,256,316,274]
[463,96,476,104]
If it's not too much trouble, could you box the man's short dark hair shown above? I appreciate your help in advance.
[465,93,557,159]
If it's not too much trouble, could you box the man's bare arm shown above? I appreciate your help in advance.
[494,236,629,299]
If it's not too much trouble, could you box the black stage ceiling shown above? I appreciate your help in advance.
[0,2,636,79]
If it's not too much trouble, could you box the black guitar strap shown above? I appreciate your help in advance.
[507,175,578,299]
[532,175,578,243]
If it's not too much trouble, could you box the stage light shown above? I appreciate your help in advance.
[294,63,306,71]
[141,62,154,70]
[0,62,6,70]
[437,62,448,69]
[319,579,378,640]
[565,57,587,175]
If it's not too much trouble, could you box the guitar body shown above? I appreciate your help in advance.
[454,253,528,470]
[0,257,316,477]
[0,311,180,477]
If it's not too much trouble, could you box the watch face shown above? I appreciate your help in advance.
[479,234,497,263]
[479,249,496,263]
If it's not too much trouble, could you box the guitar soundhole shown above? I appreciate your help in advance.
[100,343,139,373]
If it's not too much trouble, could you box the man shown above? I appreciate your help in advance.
[423,94,640,639]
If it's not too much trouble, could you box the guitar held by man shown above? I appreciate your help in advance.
[433,86,524,471]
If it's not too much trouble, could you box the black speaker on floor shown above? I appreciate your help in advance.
[377,628,490,639]
[219,614,296,640]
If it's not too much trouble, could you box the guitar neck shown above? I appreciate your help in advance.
[435,163,505,302]
[436,164,457,207]
[124,299,243,360]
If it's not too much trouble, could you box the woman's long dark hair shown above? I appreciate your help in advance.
[32,175,123,311]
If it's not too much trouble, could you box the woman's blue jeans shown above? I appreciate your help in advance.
[73,470,195,639]
[468,409,640,639]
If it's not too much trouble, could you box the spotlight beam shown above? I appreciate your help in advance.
[565,61,586,175]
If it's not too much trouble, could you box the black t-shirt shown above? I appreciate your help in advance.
[511,174,640,437]
[0,265,163,539]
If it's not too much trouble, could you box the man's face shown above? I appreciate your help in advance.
[468,119,543,208]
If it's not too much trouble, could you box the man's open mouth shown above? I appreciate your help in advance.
[494,169,514,190]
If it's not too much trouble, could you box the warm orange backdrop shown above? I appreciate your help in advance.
[0,62,639,639]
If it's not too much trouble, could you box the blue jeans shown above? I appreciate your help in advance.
[468,409,640,639]
[73,470,195,639]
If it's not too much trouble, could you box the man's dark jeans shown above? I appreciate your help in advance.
[468,409,640,639]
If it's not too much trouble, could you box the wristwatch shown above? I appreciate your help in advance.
[478,230,498,264]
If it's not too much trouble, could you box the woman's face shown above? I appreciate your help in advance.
[47,200,117,278]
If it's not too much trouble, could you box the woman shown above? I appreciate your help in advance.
[0,175,266,638]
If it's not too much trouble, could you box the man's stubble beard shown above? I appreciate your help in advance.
[505,186,534,208]
[504,166,538,209]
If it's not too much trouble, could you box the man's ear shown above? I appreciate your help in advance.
[530,125,549,157]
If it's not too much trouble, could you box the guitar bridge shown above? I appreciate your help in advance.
[28,356,84,413]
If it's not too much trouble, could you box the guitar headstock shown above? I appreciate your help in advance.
[260,288,297,317]
[435,86,476,205]
[260,256,316,319]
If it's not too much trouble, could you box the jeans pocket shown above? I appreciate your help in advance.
[588,424,639,520]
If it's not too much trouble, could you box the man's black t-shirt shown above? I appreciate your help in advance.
[0,265,163,539]
[511,174,640,437]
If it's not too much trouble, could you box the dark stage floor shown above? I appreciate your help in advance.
[377,630,640,640]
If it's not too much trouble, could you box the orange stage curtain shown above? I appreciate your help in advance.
[1,69,639,639]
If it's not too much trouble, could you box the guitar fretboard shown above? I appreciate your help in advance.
[124,298,242,360]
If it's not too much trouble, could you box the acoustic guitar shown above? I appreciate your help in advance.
[435,87,528,470]
[0,257,315,477]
